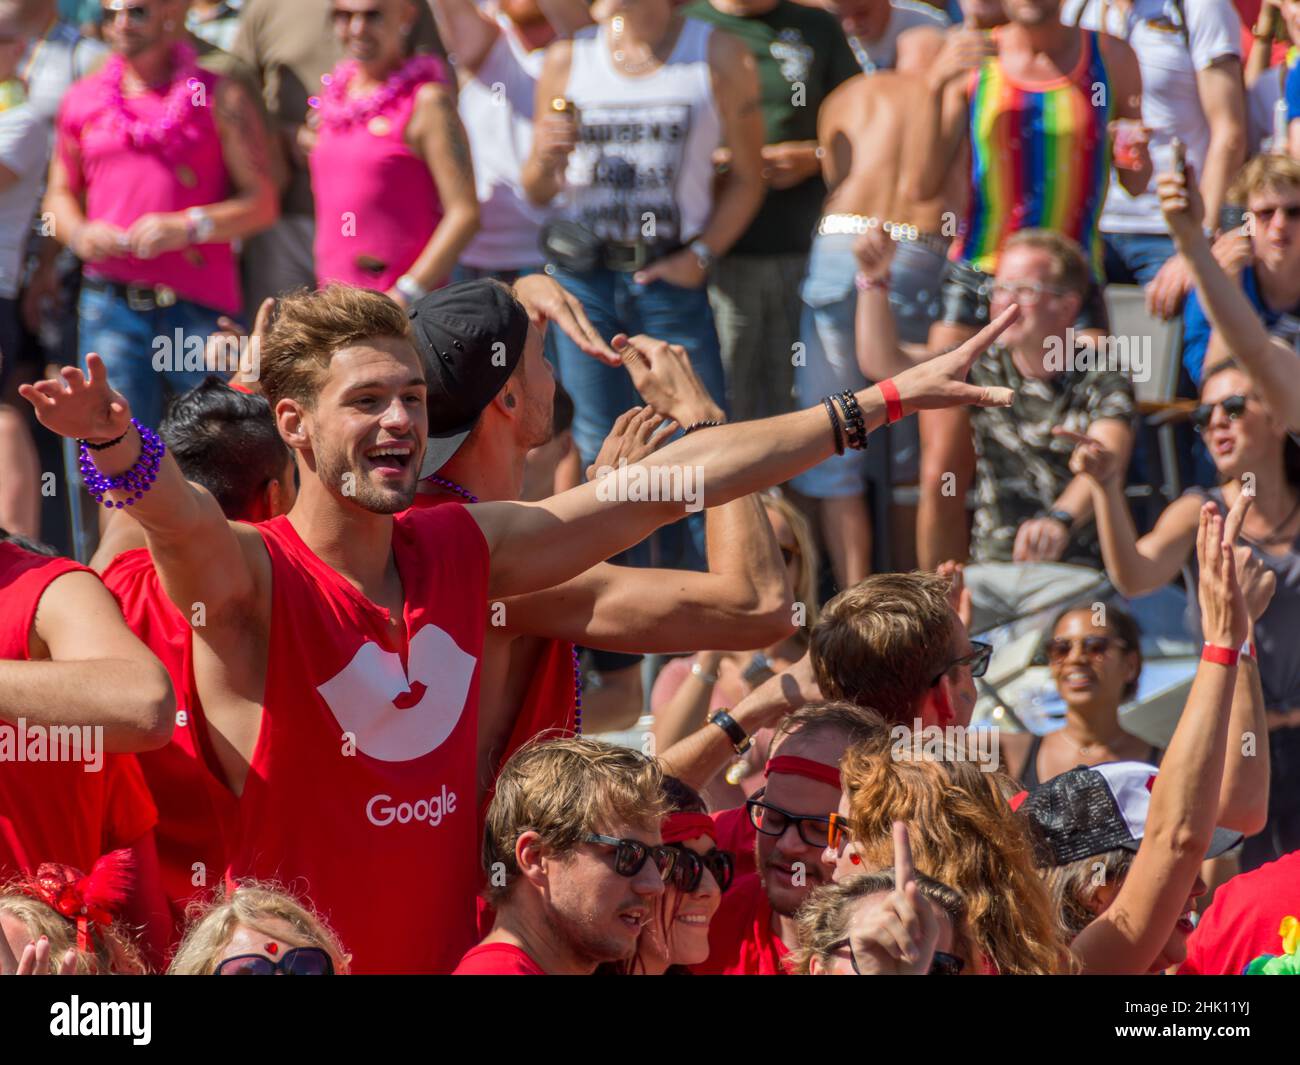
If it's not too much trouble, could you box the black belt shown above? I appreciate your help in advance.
[83,275,179,311]
[602,240,683,273]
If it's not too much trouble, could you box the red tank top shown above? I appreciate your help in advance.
[692,872,790,975]
[101,548,238,921]
[0,544,158,878]
[232,505,489,974]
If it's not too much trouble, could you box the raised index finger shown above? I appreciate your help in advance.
[955,303,1020,371]
[893,820,915,888]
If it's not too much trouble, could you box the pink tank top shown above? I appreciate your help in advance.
[310,57,447,292]
[56,53,241,315]
[234,506,488,974]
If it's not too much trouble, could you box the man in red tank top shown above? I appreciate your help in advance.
[455,737,671,974]
[23,275,1021,971]
[407,275,792,798]
[0,529,174,962]
[91,379,297,931]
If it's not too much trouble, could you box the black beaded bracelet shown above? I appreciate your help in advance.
[835,390,867,450]
[823,396,845,455]
[682,419,723,435]
[78,428,130,452]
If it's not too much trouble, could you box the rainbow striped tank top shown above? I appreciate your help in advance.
[952,28,1113,277]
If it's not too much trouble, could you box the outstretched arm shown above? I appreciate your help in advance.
[0,570,174,750]
[471,307,1020,598]
[1071,502,1247,974]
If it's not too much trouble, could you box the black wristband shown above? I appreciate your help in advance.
[835,390,867,450]
[823,396,845,455]
[709,709,752,754]
[77,428,130,452]
[1044,508,1075,530]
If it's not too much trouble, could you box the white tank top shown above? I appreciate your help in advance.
[561,18,720,245]
[457,20,549,269]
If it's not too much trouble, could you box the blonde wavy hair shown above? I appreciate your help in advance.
[0,889,145,974]
[167,880,351,975]
[840,738,1070,974]
[762,491,820,634]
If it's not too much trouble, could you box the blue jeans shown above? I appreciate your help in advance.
[451,263,542,285]
[1102,231,1175,287]
[77,285,226,427]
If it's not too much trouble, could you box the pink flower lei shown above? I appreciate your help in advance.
[309,54,445,132]
[100,41,209,157]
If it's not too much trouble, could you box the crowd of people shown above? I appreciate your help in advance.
[1,0,1299,977]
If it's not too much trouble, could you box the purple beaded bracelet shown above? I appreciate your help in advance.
[79,419,165,509]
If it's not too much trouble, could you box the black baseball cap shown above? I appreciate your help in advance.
[1012,761,1242,867]
[408,280,530,477]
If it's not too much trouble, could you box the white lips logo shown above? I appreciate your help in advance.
[316,625,477,762]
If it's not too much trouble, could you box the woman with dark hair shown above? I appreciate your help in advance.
[1001,601,1159,787]
[1060,355,1300,867]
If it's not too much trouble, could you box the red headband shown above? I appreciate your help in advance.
[661,813,717,845]
[19,849,133,952]
[765,755,842,789]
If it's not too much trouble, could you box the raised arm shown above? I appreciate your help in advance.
[0,569,174,750]
[471,309,1020,598]
[1057,427,1201,596]
[1194,58,1248,228]
[18,357,261,632]
[1158,166,1300,431]
[520,39,575,206]
[902,26,986,203]
[853,227,917,380]
[1071,502,1247,974]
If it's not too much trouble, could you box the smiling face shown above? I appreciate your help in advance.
[331,0,411,66]
[545,820,667,966]
[100,0,171,57]
[295,336,427,513]
[1198,367,1285,481]
[1048,609,1138,713]
[991,245,1081,354]
[637,833,724,971]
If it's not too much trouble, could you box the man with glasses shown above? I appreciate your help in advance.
[694,702,885,974]
[457,737,673,975]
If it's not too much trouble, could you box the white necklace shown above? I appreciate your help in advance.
[610,15,666,76]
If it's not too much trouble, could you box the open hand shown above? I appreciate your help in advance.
[513,274,620,366]
[610,334,725,428]
[586,405,676,480]
[889,304,1019,414]
[1196,499,1249,650]
[19,353,131,444]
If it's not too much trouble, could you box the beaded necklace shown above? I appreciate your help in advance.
[100,42,206,157]
[424,475,584,735]
[309,54,444,132]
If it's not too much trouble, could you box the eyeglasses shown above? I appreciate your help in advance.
[1190,393,1250,433]
[930,641,992,687]
[582,833,677,881]
[746,794,838,849]
[215,946,334,976]
[101,2,151,23]
[827,812,853,854]
[668,845,734,894]
[989,281,1068,306]
[1252,204,1300,225]
[1046,634,1128,662]
[828,938,965,975]
[331,7,385,25]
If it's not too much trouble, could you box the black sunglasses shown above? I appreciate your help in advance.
[583,833,677,881]
[829,938,965,975]
[102,3,150,22]
[930,641,992,687]
[215,946,334,976]
[746,795,837,849]
[331,7,384,24]
[1046,634,1128,662]
[1190,394,1249,433]
[1253,204,1300,224]
[669,845,735,894]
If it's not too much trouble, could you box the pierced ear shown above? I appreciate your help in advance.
[278,403,309,447]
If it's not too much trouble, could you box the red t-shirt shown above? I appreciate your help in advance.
[712,805,757,879]
[1180,850,1300,975]
[692,872,790,975]
[0,543,158,878]
[452,941,546,975]
[228,506,489,974]
[101,548,238,920]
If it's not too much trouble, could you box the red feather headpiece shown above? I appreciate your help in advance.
[19,849,134,952]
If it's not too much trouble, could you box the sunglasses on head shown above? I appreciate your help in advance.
[215,946,334,976]
[1252,204,1300,224]
[1190,394,1249,433]
[930,641,992,687]
[583,833,677,881]
[669,845,734,894]
[101,2,151,22]
[746,795,837,849]
[829,938,966,975]
[1046,634,1127,662]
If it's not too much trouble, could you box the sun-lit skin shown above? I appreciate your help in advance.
[990,245,1081,359]
[1000,0,1061,28]
[216,918,318,973]
[1198,368,1288,483]
[806,893,957,975]
[99,0,171,59]
[1090,872,1207,972]
[1048,609,1139,715]
[331,0,416,68]
[1246,187,1300,278]
[824,789,872,882]
[635,833,724,973]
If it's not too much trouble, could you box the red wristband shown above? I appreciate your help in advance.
[879,378,904,425]
[1202,642,1240,667]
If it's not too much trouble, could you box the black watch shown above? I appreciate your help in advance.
[1045,508,1075,530]
[708,709,752,755]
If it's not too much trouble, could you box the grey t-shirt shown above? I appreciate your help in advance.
[0,104,52,298]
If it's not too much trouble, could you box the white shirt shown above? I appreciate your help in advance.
[0,104,52,298]
[1064,0,1241,234]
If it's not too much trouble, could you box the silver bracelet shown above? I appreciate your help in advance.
[395,274,427,304]
[690,661,719,685]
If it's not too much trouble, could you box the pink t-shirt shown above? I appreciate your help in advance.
[56,58,241,315]
[310,59,447,292]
